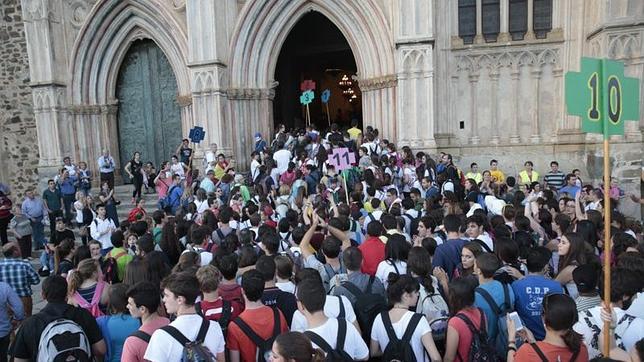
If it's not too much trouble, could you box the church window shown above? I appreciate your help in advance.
[533,0,553,39]
[482,0,500,42]
[458,0,477,44]
[509,0,528,40]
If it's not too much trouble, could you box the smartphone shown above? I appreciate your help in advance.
[508,311,524,331]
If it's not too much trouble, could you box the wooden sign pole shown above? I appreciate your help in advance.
[306,104,311,127]
[602,138,612,357]
[326,102,331,127]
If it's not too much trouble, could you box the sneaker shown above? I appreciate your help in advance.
[38,267,50,277]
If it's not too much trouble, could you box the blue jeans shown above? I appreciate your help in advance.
[30,217,45,248]
[39,250,54,270]
[62,193,75,223]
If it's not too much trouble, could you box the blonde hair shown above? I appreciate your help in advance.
[68,258,98,294]
[279,184,291,196]
[196,265,221,293]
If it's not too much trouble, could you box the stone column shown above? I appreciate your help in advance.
[530,68,542,143]
[31,85,65,185]
[474,0,484,43]
[499,0,511,41]
[359,75,398,143]
[469,74,480,144]
[510,69,521,143]
[525,0,536,40]
[490,72,501,144]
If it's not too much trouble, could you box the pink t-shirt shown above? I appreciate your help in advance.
[155,177,171,199]
[121,316,170,362]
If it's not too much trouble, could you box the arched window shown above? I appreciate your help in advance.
[458,0,476,44]
[533,0,553,39]
[509,0,528,40]
[482,0,500,42]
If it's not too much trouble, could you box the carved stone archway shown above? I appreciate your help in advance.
[227,0,396,167]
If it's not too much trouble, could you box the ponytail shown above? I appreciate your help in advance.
[68,269,82,296]
[562,328,582,355]
[68,258,97,295]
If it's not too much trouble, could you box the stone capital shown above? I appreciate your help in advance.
[358,75,398,92]
[227,88,275,100]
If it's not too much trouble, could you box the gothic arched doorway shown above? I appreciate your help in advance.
[116,39,182,181]
[273,12,361,130]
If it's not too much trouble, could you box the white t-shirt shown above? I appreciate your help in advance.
[170,162,185,178]
[276,281,296,294]
[626,292,644,319]
[74,201,84,223]
[470,232,494,252]
[273,149,292,174]
[144,314,225,362]
[306,318,369,360]
[250,159,261,181]
[573,306,644,359]
[371,311,432,362]
[291,295,357,332]
[375,260,407,288]
[193,199,209,214]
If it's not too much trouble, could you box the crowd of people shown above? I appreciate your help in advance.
[0,121,643,361]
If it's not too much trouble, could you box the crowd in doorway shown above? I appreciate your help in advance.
[0,120,643,361]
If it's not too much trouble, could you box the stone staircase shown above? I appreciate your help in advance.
[112,185,159,222]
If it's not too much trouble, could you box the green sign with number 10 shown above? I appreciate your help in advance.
[565,57,639,138]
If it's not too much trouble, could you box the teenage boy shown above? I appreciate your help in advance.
[331,247,385,304]
[256,255,297,326]
[465,215,494,252]
[145,273,225,361]
[432,214,468,279]
[465,163,482,184]
[195,265,243,322]
[89,204,117,255]
[511,247,562,340]
[297,278,369,360]
[489,159,505,183]
[473,253,515,343]
[358,221,386,276]
[228,270,288,362]
[544,161,565,190]
[105,230,133,282]
[216,253,244,304]
[122,281,170,362]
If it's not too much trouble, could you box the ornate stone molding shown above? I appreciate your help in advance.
[358,75,398,91]
[32,86,67,111]
[454,48,561,73]
[22,0,61,22]
[227,88,275,100]
[66,0,96,28]
[176,94,193,107]
[172,0,186,11]
[68,103,118,115]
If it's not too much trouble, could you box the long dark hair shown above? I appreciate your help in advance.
[160,218,182,265]
[386,274,420,307]
[559,232,587,272]
[407,246,435,294]
[542,293,582,354]
[448,278,476,317]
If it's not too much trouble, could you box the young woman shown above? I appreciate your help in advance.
[97,283,141,362]
[444,278,485,362]
[98,181,119,227]
[9,204,32,260]
[407,247,449,335]
[68,258,109,318]
[126,198,146,223]
[159,218,182,265]
[270,331,325,362]
[369,274,442,362]
[54,239,75,278]
[375,234,409,288]
[154,161,172,205]
[508,293,588,361]
[123,256,149,286]
[124,151,144,204]
[555,232,587,299]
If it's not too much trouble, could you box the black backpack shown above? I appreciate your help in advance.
[195,300,233,337]
[340,277,387,342]
[454,309,498,362]
[231,307,281,362]
[380,311,423,362]
[304,318,354,361]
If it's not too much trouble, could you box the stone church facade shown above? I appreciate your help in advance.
[1,0,643,217]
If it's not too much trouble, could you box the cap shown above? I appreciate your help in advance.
[254,132,262,138]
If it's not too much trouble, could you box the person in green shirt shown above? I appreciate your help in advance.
[106,230,133,282]
[464,163,483,184]
[232,174,251,203]
[151,210,166,244]
[42,179,63,235]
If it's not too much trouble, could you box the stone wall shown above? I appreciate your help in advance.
[0,2,39,199]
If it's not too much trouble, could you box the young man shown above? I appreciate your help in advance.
[465,162,482,184]
[465,215,494,252]
[228,270,288,362]
[11,276,106,361]
[543,160,565,190]
[216,253,244,303]
[122,281,170,362]
[151,210,166,244]
[473,253,515,343]
[42,179,63,235]
[105,230,133,281]
[511,247,562,340]
[489,159,505,183]
[89,204,117,255]
[256,255,297,326]
[297,277,368,360]
[145,273,225,361]
[41,217,75,274]
[358,221,386,276]
[331,246,385,304]
[175,138,193,166]
[195,265,243,322]
[0,243,39,317]
[432,214,468,279]
[211,207,234,245]
[165,175,183,215]
[559,173,581,198]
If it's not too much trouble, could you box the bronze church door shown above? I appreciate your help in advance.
[116,39,182,182]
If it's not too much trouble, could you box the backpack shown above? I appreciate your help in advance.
[231,307,281,362]
[195,300,233,337]
[340,277,387,342]
[130,330,151,343]
[475,283,512,353]
[72,281,106,318]
[416,283,449,342]
[101,250,127,284]
[530,342,580,362]
[472,239,493,253]
[304,318,354,361]
[37,317,92,362]
[161,317,217,362]
[279,231,291,253]
[159,185,178,211]
[323,263,346,293]
[380,311,423,362]
[454,309,498,362]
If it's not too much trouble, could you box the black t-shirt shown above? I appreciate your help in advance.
[11,302,103,359]
[56,259,73,276]
[51,229,75,246]
[129,160,143,175]
[261,287,297,327]
[180,147,193,164]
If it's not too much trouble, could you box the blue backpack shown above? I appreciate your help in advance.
[476,283,512,354]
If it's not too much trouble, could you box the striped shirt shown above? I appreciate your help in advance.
[575,295,601,313]
[0,258,40,297]
[544,171,565,189]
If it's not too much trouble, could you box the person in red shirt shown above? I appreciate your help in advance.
[358,221,386,276]
[195,265,243,323]
[126,198,147,223]
[227,270,288,362]
[216,253,244,305]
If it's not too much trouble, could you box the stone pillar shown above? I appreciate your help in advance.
[490,72,501,145]
[189,66,229,160]
[359,75,398,143]
[510,70,521,143]
[530,68,542,143]
[228,89,275,170]
[31,85,65,185]
[499,0,511,41]
[525,0,536,40]
[469,74,480,144]
[474,0,484,43]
